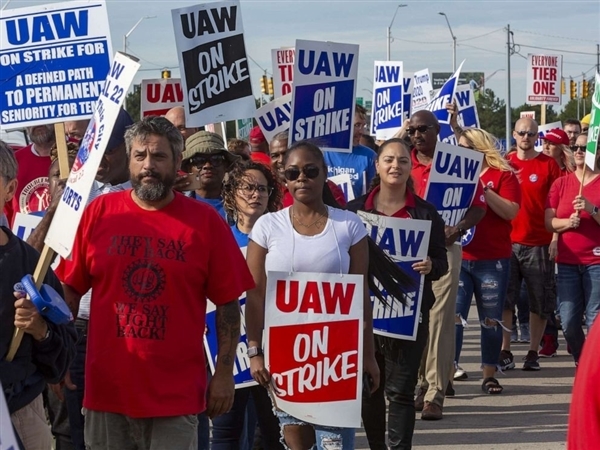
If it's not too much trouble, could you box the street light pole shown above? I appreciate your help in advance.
[123,15,157,54]
[438,12,456,72]
[386,4,407,61]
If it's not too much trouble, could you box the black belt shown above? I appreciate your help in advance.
[74,318,88,332]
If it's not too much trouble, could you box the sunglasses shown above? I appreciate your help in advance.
[570,145,587,153]
[515,130,538,138]
[190,154,226,168]
[238,183,273,197]
[407,125,434,135]
[284,165,320,181]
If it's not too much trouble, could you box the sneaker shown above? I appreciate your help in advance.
[499,349,515,370]
[454,362,468,381]
[539,334,558,358]
[518,323,530,343]
[523,350,541,370]
[510,325,519,343]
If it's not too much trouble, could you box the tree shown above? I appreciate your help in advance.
[558,98,593,124]
[475,88,506,139]
[511,103,558,126]
[125,84,141,121]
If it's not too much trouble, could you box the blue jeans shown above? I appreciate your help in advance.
[557,263,600,362]
[276,411,355,449]
[455,259,510,367]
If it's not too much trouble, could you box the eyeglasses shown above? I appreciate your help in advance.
[238,183,273,197]
[190,154,226,168]
[407,125,434,135]
[515,130,538,138]
[284,165,320,181]
[570,145,587,153]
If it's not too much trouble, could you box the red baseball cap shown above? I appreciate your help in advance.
[542,128,569,146]
[249,126,266,145]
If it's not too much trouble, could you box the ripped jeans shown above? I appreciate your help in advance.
[275,411,355,449]
[455,258,510,367]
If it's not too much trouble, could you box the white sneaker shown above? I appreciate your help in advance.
[454,362,468,380]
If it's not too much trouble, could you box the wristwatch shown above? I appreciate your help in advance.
[248,346,263,358]
[591,205,599,216]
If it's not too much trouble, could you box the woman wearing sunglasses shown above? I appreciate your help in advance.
[541,128,575,174]
[545,134,600,365]
[452,129,521,394]
[209,160,284,450]
[347,138,448,450]
[245,141,410,450]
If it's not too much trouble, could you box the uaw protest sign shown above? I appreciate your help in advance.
[0,0,113,128]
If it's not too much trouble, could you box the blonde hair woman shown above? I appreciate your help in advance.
[542,128,575,173]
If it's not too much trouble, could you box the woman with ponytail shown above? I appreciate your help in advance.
[347,138,448,450]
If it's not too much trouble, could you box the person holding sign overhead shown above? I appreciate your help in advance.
[347,138,448,449]
[545,133,600,365]
[453,128,521,394]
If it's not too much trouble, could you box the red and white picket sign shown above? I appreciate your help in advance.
[264,271,363,428]
[140,78,184,117]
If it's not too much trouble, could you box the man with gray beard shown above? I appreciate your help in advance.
[56,116,253,450]
[4,124,55,225]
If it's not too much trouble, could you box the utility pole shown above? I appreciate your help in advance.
[597,44,599,75]
[505,24,512,152]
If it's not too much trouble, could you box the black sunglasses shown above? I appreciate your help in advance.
[284,165,320,181]
[570,145,587,153]
[190,154,226,168]
[407,125,434,135]
[515,130,537,138]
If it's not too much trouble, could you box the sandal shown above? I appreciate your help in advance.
[482,377,503,395]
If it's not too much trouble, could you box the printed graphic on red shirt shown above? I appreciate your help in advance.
[18,177,50,214]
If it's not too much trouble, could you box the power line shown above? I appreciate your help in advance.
[516,43,596,56]
[459,43,505,56]
[391,36,447,44]
[512,28,598,44]
[457,28,503,43]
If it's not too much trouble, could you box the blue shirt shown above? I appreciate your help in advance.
[191,194,226,220]
[323,144,377,198]
[230,225,249,247]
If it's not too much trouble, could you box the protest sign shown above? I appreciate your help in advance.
[328,173,355,202]
[45,52,140,258]
[255,94,291,142]
[454,84,480,129]
[534,121,562,152]
[358,213,430,341]
[272,47,295,98]
[140,78,183,117]
[428,61,464,144]
[265,271,363,427]
[0,383,19,450]
[432,71,484,90]
[424,142,484,227]
[0,0,113,129]
[289,39,358,152]
[412,69,433,113]
[204,247,256,388]
[370,61,403,140]
[402,75,413,121]
[526,54,562,105]
[520,111,536,120]
[171,0,255,127]
[586,73,600,170]
[11,212,43,241]
[205,121,227,140]
[236,117,253,140]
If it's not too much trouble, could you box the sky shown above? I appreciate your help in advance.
[1,0,599,112]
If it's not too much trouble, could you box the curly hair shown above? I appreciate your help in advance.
[50,141,79,165]
[223,160,282,225]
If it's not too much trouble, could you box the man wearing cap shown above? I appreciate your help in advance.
[564,119,582,147]
[56,116,253,449]
[165,106,199,143]
[501,118,562,372]
[581,114,591,133]
[182,130,239,219]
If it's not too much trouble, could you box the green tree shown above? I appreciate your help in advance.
[511,103,558,126]
[558,98,593,124]
[475,88,506,138]
[125,84,141,121]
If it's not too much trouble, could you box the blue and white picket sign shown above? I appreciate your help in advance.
[45,53,140,258]
[370,61,403,140]
[255,93,291,142]
[204,298,256,388]
[328,173,355,202]
[403,75,413,121]
[455,84,480,129]
[11,212,43,241]
[289,39,359,152]
[534,121,562,152]
[0,0,113,129]
[427,61,464,144]
[358,213,431,341]
[424,142,484,227]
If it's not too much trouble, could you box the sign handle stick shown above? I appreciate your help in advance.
[6,128,70,362]
[541,103,547,126]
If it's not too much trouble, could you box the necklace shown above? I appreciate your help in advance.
[292,206,328,228]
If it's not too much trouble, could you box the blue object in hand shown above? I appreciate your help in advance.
[20,274,73,325]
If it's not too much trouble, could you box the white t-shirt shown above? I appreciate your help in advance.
[250,206,367,274]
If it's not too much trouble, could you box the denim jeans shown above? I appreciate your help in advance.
[64,324,87,450]
[275,410,355,449]
[455,259,509,367]
[557,263,600,362]
[211,385,283,450]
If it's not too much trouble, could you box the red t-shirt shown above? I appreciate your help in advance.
[462,169,521,260]
[568,320,600,449]
[282,180,347,208]
[56,190,254,418]
[4,145,51,226]
[546,173,600,265]
[507,152,561,246]
[364,185,415,218]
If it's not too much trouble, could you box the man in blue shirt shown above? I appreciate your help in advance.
[323,104,377,199]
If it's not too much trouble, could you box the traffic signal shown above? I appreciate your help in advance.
[561,78,565,95]
[582,79,589,98]
[260,75,268,94]
[570,79,577,100]
[268,77,274,96]
[161,69,171,79]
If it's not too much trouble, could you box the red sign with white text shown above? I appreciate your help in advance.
[141,78,184,117]
[265,272,363,428]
